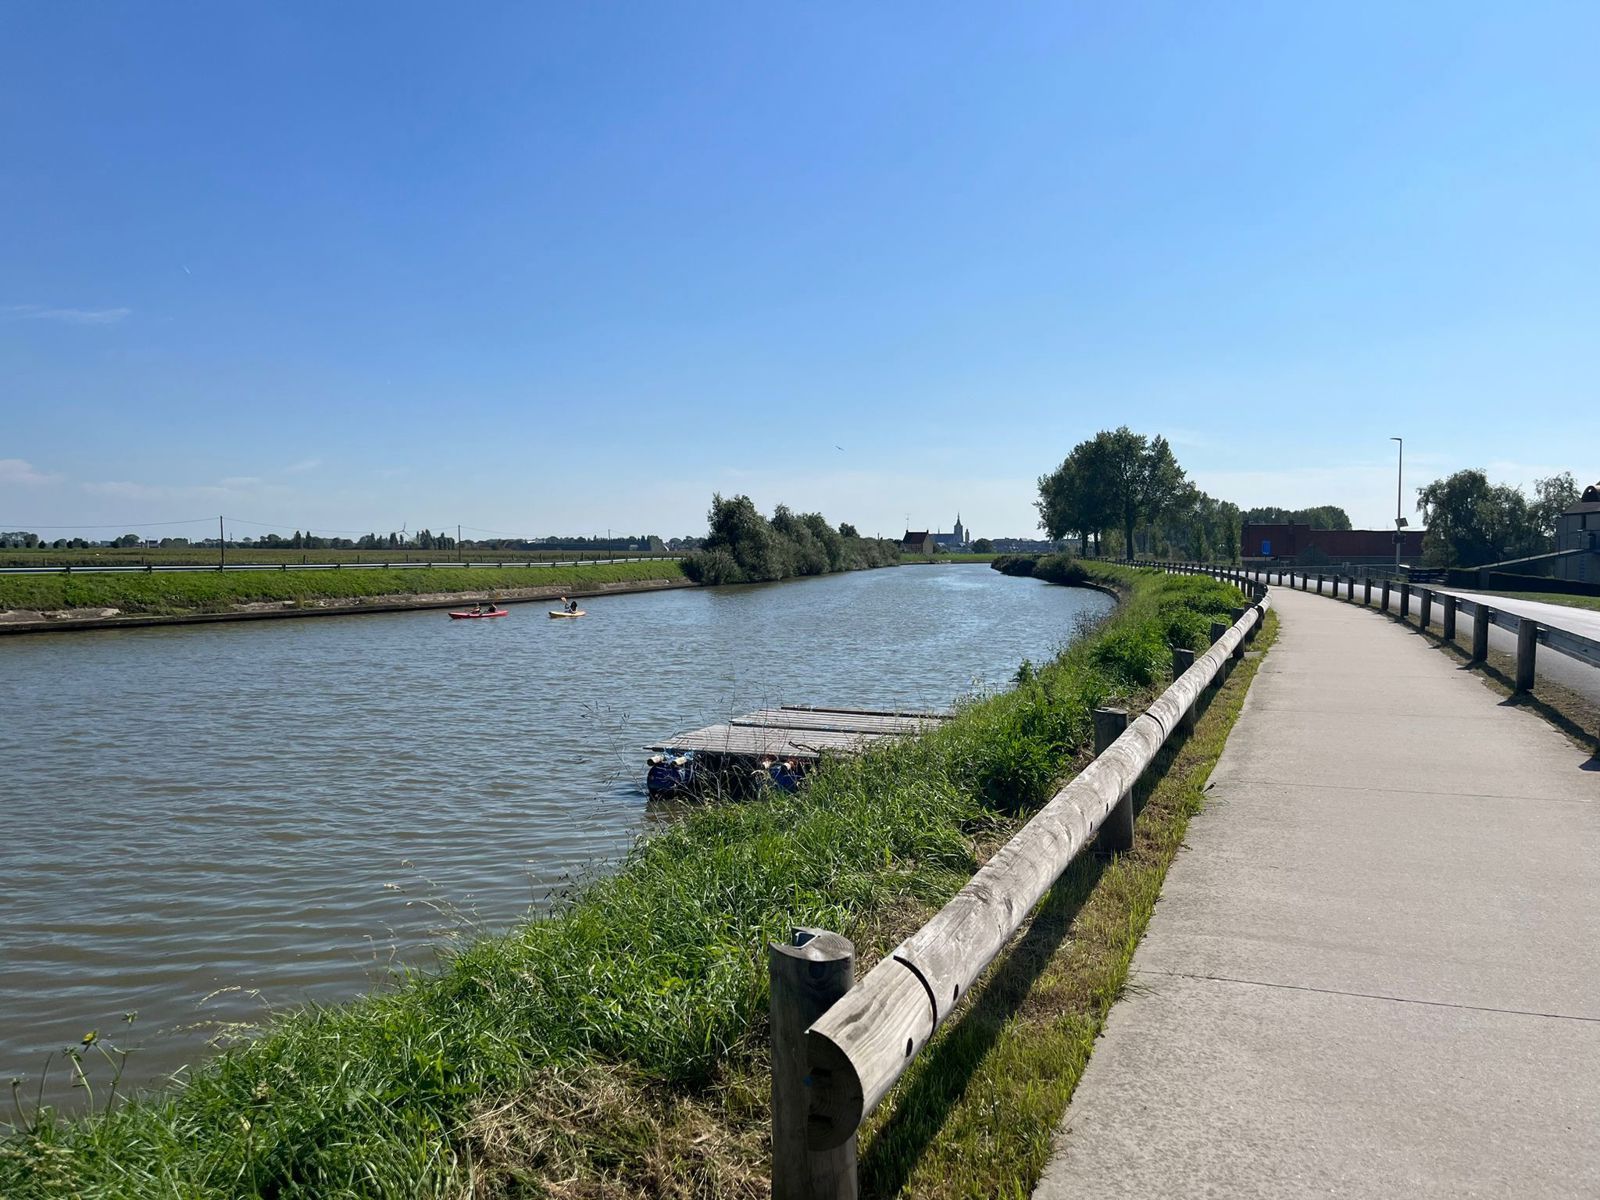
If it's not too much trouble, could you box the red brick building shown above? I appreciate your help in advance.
[1242,523,1424,564]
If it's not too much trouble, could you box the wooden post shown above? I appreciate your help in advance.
[1418,588,1432,631]
[1316,573,1324,594]
[770,929,856,1200]
[1092,708,1133,856]
[1171,647,1197,732]
[1471,605,1491,662]
[1363,577,1372,605]
[1230,607,1248,659]
[1442,594,1457,641]
[1381,579,1391,612]
[1399,583,1411,620]
[1515,618,1538,693]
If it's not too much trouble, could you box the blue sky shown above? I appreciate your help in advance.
[3,2,1597,542]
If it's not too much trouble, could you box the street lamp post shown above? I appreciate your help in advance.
[1390,436,1403,569]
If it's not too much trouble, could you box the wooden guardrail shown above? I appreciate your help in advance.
[1150,562,1600,692]
[768,573,1270,1199]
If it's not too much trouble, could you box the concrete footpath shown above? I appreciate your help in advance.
[1035,586,1600,1198]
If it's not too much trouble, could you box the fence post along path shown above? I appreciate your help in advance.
[770,929,857,1200]
[799,589,1270,1161]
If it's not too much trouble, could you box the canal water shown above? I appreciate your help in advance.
[0,565,1112,1099]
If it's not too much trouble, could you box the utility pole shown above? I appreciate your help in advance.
[219,515,225,570]
[457,523,462,563]
[1390,436,1404,569]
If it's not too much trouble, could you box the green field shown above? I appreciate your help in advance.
[0,562,689,616]
[0,562,1250,1198]
[0,547,677,568]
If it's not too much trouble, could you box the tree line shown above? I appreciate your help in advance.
[1034,426,1584,569]
[681,495,901,585]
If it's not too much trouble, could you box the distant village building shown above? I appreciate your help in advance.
[1554,482,1600,582]
[900,530,935,555]
[930,514,971,551]
[1242,522,1425,566]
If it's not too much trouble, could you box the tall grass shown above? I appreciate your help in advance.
[0,562,687,616]
[0,564,1243,1198]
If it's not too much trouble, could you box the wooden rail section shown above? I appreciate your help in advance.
[769,579,1269,1198]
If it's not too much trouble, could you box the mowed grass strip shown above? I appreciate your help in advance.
[0,561,689,615]
[1481,590,1600,613]
[0,563,1248,1199]
[0,548,678,568]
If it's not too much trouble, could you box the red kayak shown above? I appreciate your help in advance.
[448,609,508,619]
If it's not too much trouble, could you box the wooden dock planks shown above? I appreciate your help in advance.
[650,705,951,763]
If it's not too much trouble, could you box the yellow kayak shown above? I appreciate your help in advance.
[549,609,586,618]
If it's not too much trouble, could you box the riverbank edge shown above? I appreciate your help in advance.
[0,575,697,636]
[0,564,1249,1200]
[0,558,1015,637]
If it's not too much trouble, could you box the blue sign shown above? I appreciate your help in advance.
[1261,539,1272,556]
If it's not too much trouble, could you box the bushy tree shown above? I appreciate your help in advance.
[1038,426,1186,560]
[684,495,897,583]
[1416,469,1539,567]
[1530,472,1578,540]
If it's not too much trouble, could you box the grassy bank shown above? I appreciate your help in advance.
[1484,590,1600,612]
[1,564,1248,1198]
[0,549,678,569]
[0,562,689,616]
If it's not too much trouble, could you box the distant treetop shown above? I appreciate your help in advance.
[1241,506,1352,531]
